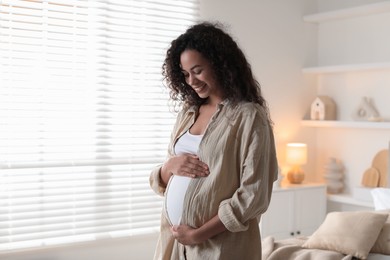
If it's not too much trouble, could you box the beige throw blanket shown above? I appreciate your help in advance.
[262,236,353,260]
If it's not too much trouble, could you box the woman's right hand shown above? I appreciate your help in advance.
[160,154,209,186]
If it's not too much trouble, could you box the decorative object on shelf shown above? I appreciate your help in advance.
[361,149,389,188]
[286,143,307,184]
[361,167,380,187]
[352,96,383,122]
[372,149,388,187]
[323,157,344,194]
[371,187,390,210]
[310,96,337,120]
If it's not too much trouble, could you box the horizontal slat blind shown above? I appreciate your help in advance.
[0,0,198,253]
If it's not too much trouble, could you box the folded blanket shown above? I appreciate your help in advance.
[262,236,353,260]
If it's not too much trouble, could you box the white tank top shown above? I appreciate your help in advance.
[165,130,203,226]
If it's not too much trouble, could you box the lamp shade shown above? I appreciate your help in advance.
[286,143,307,165]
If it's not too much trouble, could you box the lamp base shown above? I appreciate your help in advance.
[287,167,305,184]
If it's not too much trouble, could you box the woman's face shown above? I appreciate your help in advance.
[180,49,223,102]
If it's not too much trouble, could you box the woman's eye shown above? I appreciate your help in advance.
[194,70,201,75]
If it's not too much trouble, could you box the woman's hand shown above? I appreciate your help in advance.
[171,225,202,246]
[160,154,209,185]
[171,215,227,245]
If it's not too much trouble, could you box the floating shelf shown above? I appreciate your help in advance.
[302,62,390,74]
[303,1,390,23]
[301,120,390,130]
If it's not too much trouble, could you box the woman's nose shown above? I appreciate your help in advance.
[187,74,197,85]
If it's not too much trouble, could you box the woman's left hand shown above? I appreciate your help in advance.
[171,225,202,245]
[171,215,226,245]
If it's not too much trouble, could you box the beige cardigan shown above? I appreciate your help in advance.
[150,101,278,260]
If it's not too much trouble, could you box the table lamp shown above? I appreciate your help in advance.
[286,143,307,184]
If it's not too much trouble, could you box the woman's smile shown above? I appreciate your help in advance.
[193,83,207,93]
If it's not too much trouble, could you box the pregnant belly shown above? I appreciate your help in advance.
[165,175,192,226]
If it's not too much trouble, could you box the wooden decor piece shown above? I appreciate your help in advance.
[361,149,389,188]
[361,167,380,188]
[372,149,388,187]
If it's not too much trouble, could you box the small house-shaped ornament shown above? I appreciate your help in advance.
[310,96,336,120]
[351,96,382,122]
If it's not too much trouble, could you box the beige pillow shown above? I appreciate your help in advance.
[371,210,390,255]
[302,211,388,259]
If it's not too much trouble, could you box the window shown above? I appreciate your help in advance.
[0,0,199,253]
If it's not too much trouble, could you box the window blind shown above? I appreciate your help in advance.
[0,0,199,253]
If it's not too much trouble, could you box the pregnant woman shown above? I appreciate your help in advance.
[150,22,278,260]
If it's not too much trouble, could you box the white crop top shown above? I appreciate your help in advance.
[165,130,203,226]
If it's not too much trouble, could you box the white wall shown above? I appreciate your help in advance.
[312,0,390,194]
[199,0,390,194]
[200,0,319,181]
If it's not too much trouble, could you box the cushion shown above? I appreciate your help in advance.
[302,211,388,259]
[371,210,390,255]
[371,188,390,210]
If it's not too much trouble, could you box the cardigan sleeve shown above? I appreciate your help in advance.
[218,107,278,232]
[149,164,166,196]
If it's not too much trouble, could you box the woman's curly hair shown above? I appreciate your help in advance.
[163,22,271,118]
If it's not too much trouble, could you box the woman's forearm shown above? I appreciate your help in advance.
[195,215,227,243]
[171,214,227,245]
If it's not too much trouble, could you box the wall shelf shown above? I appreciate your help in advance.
[303,1,390,23]
[302,1,390,213]
[302,62,390,74]
[301,120,390,130]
